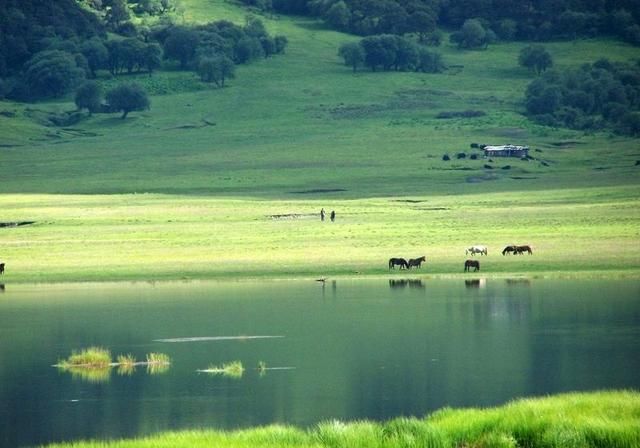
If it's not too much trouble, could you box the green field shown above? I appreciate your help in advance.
[0,0,639,283]
[41,390,640,448]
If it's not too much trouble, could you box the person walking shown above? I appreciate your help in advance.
[320,208,325,221]
[330,210,335,222]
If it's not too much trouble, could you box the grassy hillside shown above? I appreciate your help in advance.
[0,1,639,282]
[1,2,639,198]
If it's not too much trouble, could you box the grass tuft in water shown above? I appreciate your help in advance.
[116,354,137,375]
[58,347,111,368]
[204,361,245,378]
[146,352,171,364]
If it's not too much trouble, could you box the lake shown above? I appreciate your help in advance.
[0,278,639,447]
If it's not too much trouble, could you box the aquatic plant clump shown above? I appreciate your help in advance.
[201,361,245,378]
[146,352,171,365]
[58,347,112,368]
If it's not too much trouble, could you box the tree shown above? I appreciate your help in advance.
[81,38,109,78]
[451,18,490,49]
[163,27,200,69]
[417,48,444,73]
[75,81,103,115]
[338,42,364,72]
[519,45,553,75]
[24,50,85,98]
[197,54,235,87]
[107,0,130,28]
[393,36,418,71]
[143,43,162,73]
[408,10,436,42]
[274,35,288,53]
[325,1,350,30]
[105,83,150,118]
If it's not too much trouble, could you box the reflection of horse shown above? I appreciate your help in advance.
[0,263,4,275]
[516,245,533,255]
[389,258,409,270]
[0,284,4,292]
[466,245,487,256]
[464,259,480,272]
[465,279,480,288]
[502,245,517,255]
[389,279,408,288]
[407,256,426,269]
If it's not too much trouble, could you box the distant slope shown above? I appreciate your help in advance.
[0,0,639,198]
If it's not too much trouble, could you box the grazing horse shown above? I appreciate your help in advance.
[516,245,533,255]
[0,263,4,275]
[502,245,517,255]
[464,259,480,272]
[407,256,426,269]
[466,245,488,256]
[389,258,409,270]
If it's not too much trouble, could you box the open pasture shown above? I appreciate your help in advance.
[1,185,638,283]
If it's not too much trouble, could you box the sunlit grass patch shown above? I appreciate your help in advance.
[57,346,111,368]
[40,391,640,447]
[199,361,245,378]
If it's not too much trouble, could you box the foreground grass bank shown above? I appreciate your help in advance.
[42,390,640,448]
[1,185,639,283]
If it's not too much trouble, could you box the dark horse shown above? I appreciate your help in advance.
[0,263,4,275]
[502,245,517,255]
[389,258,409,270]
[516,245,533,255]
[407,256,426,269]
[464,259,480,272]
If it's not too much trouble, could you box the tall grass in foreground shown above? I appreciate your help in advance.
[42,390,640,448]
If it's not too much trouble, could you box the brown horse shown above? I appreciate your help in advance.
[502,245,517,255]
[407,256,426,269]
[464,259,480,272]
[516,245,533,255]
[389,258,409,270]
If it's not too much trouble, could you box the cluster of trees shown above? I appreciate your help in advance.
[244,0,640,46]
[525,59,640,135]
[338,35,444,72]
[0,0,287,101]
[158,17,287,74]
[75,81,150,119]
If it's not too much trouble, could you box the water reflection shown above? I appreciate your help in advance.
[506,278,531,287]
[0,283,5,292]
[1,279,639,447]
[389,279,424,289]
[464,279,486,288]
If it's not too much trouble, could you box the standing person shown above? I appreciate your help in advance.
[330,210,335,222]
[320,208,325,221]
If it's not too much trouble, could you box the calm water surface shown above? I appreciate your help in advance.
[0,278,639,447]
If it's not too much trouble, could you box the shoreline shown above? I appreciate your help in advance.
[2,268,639,287]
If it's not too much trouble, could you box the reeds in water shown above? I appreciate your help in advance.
[116,354,136,375]
[57,347,112,368]
[201,361,245,378]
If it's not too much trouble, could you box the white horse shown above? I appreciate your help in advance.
[465,245,488,256]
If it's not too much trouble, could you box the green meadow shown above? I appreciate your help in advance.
[1,0,639,283]
[41,390,640,448]
[1,185,639,283]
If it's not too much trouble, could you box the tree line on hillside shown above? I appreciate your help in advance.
[338,35,444,72]
[525,59,640,136]
[0,0,287,103]
[242,0,640,46]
